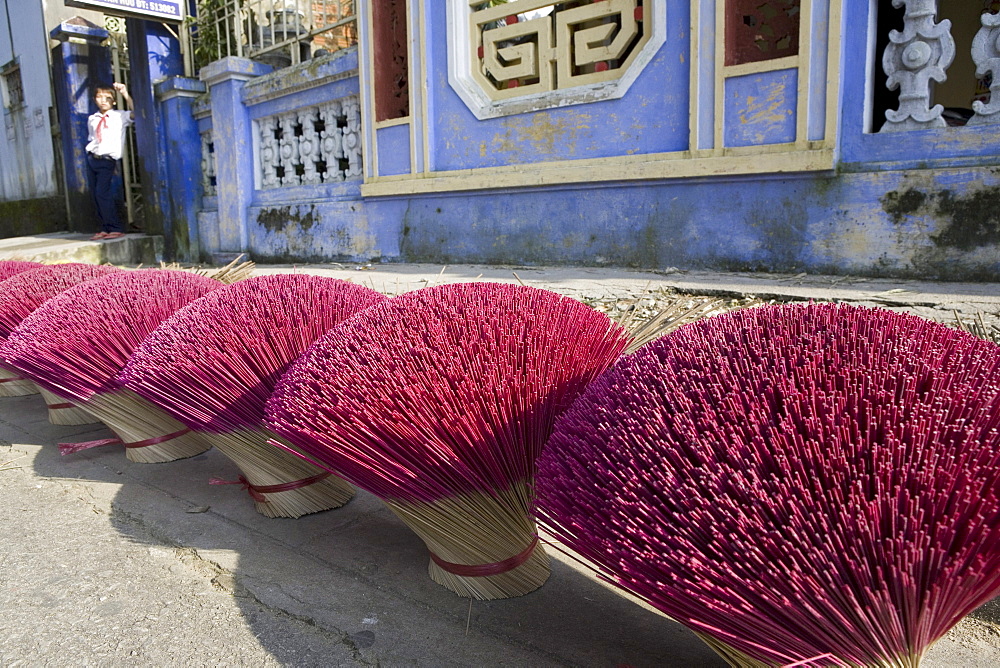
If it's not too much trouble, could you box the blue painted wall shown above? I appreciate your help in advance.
[177,1,1000,280]
[424,3,689,170]
[360,0,1000,280]
[384,166,1000,280]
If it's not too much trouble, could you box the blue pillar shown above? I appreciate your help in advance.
[49,20,111,232]
[155,77,207,262]
[200,57,272,258]
[126,19,184,246]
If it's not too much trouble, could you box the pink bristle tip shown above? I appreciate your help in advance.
[534,302,1000,667]
[0,261,44,283]
[266,281,633,504]
[0,263,121,339]
[120,274,386,432]
[2,269,223,402]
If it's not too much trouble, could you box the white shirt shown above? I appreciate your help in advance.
[85,109,133,160]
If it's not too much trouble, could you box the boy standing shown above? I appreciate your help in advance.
[86,82,134,240]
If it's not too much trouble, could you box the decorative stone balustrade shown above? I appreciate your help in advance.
[201,131,217,197]
[881,1,1000,131]
[256,95,362,189]
[970,11,1000,125]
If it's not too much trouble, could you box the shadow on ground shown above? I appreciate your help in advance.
[15,393,722,666]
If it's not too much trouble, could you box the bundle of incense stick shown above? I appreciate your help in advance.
[613,294,726,354]
[159,256,256,284]
[0,260,45,397]
[0,263,121,423]
[533,303,1000,667]
[267,282,632,599]
[120,274,386,517]
[2,269,223,463]
[0,260,43,281]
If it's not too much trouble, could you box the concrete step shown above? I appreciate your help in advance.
[0,232,164,266]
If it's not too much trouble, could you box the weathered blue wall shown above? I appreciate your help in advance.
[128,19,185,243]
[180,1,999,279]
[195,49,398,263]
[424,3,689,169]
[357,0,1000,279]
[386,166,1000,280]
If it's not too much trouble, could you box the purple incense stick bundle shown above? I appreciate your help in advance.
[533,302,1000,667]
[0,260,45,396]
[0,263,121,421]
[2,269,224,463]
[119,274,387,518]
[267,282,632,599]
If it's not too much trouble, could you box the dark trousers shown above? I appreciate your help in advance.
[86,153,124,234]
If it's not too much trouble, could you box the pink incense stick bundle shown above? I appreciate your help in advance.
[2,269,224,463]
[267,282,632,599]
[119,274,387,518]
[0,263,121,422]
[533,302,1000,667]
[0,260,43,281]
[0,260,45,396]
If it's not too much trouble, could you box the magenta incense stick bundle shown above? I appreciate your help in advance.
[0,260,43,281]
[267,282,632,599]
[0,263,121,422]
[119,274,387,518]
[0,260,45,396]
[533,302,1000,668]
[2,269,224,463]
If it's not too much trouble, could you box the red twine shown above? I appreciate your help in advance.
[209,471,331,503]
[0,376,26,383]
[429,535,539,577]
[59,427,191,455]
[47,402,76,410]
[122,427,191,449]
[59,438,121,455]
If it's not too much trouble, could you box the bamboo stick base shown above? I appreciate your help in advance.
[0,365,39,397]
[424,536,549,600]
[38,387,101,426]
[693,631,773,668]
[387,482,550,600]
[211,428,354,518]
[86,390,212,463]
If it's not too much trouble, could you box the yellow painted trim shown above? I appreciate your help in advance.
[689,0,700,153]
[407,0,418,175]
[825,0,843,148]
[713,1,725,156]
[722,55,800,78]
[795,1,812,148]
[719,142,803,157]
[374,117,411,129]
[418,1,430,174]
[360,148,835,197]
[362,0,377,179]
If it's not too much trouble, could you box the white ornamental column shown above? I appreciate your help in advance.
[970,11,1000,125]
[880,0,955,132]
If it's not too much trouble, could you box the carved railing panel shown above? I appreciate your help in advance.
[200,132,217,197]
[880,0,955,132]
[970,11,1000,125]
[255,95,362,189]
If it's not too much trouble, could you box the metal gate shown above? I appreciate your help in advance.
[104,16,144,232]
